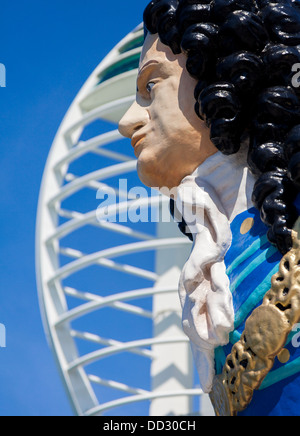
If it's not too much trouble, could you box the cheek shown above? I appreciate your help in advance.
[136,141,175,188]
[151,80,187,134]
[136,152,159,187]
[151,106,194,147]
[153,95,201,146]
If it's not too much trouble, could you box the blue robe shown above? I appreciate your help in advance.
[214,205,300,416]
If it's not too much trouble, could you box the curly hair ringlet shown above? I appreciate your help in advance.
[143,0,300,255]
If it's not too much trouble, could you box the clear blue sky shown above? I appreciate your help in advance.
[0,0,149,416]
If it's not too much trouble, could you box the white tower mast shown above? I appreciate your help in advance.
[36,24,213,416]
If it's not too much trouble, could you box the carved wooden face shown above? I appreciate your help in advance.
[119,34,217,189]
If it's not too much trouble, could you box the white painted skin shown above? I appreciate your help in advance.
[118,33,217,190]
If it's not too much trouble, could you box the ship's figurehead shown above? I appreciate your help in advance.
[118,0,300,416]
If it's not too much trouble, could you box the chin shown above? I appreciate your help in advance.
[137,159,162,188]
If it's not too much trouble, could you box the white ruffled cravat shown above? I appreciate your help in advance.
[175,148,256,393]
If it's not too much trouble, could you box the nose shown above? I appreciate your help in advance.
[118,101,149,139]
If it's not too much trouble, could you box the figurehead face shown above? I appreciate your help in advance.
[119,33,217,190]
[119,0,300,255]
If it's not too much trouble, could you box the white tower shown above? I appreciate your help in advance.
[36,24,214,417]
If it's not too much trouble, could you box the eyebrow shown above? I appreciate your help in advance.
[138,60,160,77]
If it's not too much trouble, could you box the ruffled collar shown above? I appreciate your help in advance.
[175,148,257,393]
[186,148,256,223]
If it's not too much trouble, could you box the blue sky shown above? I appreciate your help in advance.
[0,0,149,416]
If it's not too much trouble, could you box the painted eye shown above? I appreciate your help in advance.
[146,82,155,93]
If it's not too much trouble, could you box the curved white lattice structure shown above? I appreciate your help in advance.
[36,24,213,417]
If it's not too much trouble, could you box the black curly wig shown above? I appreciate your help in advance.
[143,0,300,254]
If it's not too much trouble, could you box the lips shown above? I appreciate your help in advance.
[131,135,146,154]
